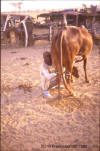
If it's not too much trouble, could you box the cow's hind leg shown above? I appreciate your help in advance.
[57,73,62,99]
[84,58,89,83]
[71,75,75,83]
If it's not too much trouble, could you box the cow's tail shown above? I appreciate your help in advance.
[59,30,75,96]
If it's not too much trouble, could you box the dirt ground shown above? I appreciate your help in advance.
[1,41,100,151]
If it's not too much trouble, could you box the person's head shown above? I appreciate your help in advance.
[43,51,52,66]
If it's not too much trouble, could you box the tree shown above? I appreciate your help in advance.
[10,2,23,12]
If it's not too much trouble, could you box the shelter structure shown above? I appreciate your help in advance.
[37,6,100,41]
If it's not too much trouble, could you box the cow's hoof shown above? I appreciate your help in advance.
[69,92,76,97]
[74,93,81,97]
[86,79,90,83]
[71,79,75,83]
[73,93,77,97]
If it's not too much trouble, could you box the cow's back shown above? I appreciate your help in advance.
[78,27,93,57]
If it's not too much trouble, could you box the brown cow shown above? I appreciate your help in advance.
[51,26,93,96]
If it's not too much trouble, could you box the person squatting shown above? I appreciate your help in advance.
[40,51,64,98]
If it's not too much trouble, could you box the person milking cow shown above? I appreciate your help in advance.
[40,51,66,98]
[40,51,58,98]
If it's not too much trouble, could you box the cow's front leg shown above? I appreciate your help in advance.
[84,58,89,83]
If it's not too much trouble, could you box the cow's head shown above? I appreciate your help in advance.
[72,66,79,78]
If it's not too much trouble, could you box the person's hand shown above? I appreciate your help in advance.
[53,72,57,77]
[52,70,58,74]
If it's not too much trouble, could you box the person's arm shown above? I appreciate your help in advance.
[42,67,56,80]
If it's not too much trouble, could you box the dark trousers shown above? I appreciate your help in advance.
[49,76,58,89]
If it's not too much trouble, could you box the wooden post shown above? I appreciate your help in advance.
[76,15,78,26]
[49,25,52,41]
[92,16,95,34]
[21,20,28,47]
[63,13,67,26]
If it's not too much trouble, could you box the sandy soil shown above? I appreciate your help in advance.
[1,40,100,151]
